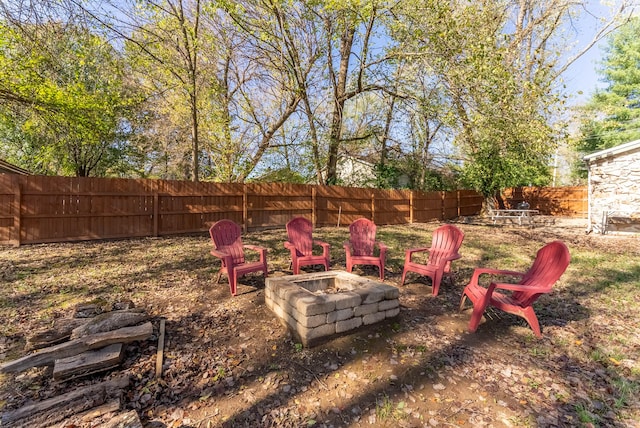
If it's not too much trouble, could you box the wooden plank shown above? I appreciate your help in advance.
[53,343,124,381]
[0,322,153,373]
[1,375,130,428]
[155,318,166,378]
[12,178,21,246]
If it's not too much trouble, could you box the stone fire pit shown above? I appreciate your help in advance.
[265,271,400,347]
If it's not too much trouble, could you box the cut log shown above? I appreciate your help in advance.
[70,310,147,340]
[97,410,143,428]
[48,399,120,427]
[0,322,153,373]
[1,375,129,428]
[26,318,89,350]
[53,343,124,381]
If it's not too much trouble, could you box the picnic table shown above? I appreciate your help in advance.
[490,209,539,226]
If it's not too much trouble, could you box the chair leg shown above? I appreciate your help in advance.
[400,268,408,286]
[468,304,486,332]
[459,293,469,311]
[467,291,489,332]
[522,307,543,338]
[229,271,237,296]
[431,272,442,296]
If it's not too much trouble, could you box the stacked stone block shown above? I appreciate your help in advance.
[265,271,400,347]
[588,146,640,232]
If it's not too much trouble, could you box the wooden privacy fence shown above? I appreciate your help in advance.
[502,186,588,216]
[0,175,585,246]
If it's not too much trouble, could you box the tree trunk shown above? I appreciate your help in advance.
[325,18,355,185]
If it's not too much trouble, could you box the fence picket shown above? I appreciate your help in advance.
[0,175,587,245]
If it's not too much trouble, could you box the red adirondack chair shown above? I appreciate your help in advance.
[344,218,388,280]
[285,217,330,275]
[209,219,268,296]
[459,240,570,338]
[400,224,464,296]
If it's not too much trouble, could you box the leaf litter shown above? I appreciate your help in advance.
[0,219,639,427]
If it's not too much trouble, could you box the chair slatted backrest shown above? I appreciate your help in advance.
[209,220,245,265]
[514,241,570,307]
[349,218,376,256]
[427,225,465,272]
[286,217,314,256]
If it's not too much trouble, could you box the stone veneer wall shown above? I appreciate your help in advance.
[588,146,640,232]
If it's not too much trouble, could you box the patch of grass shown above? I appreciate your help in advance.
[529,346,549,358]
[575,403,599,425]
[590,348,607,364]
[375,394,407,421]
[612,378,640,409]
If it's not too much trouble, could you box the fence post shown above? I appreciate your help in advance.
[243,185,248,233]
[153,192,159,237]
[441,191,445,220]
[371,193,375,222]
[311,186,316,227]
[11,177,21,246]
[457,190,461,218]
[409,190,414,224]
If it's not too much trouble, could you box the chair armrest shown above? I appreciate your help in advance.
[210,249,233,267]
[314,240,330,257]
[314,240,330,249]
[284,241,295,251]
[244,244,267,261]
[210,248,229,259]
[404,246,430,263]
[468,268,524,286]
[376,241,388,257]
[490,282,551,294]
[405,247,430,256]
[443,252,461,262]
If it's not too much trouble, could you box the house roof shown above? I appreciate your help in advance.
[583,139,640,163]
[0,159,30,175]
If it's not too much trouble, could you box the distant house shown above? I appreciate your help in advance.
[337,156,409,188]
[0,159,30,175]
[583,139,640,233]
[337,156,377,187]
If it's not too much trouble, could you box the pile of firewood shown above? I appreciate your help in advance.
[0,301,156,428]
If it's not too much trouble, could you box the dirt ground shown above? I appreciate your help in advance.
[1,217,639,427]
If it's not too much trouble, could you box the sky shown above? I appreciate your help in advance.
[560,0,633,106]
[562,42,605,106]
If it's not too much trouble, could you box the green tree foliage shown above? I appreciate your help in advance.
[1,0,632,188]
[575,17,640,157]
[392,0,559,202]
[0,21,139,176]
